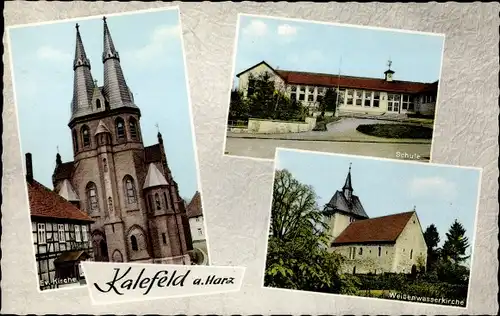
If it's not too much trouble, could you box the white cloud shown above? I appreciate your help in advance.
[36,46,72,63]
[409,176,458,201]
[277,24,297,37]
[124,24,180,66]
[242,19,268,37]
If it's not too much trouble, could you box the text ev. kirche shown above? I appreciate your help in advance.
[94,267,235,295]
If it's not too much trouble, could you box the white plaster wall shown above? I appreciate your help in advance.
[393,213,428,273]
[327,212,353,241]
[238,63,286,97]
[189,216,205,242]
[332,244,397,274]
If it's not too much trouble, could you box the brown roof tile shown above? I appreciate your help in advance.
[145,144,162,163]
[332,211,414,246]
[27,179,93,222]
[186,191,203,218]
[276,70,432,94]
[53,161,74,181]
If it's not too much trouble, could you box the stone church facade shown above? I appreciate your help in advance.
[326,166,427,275]
[52,18,193,265]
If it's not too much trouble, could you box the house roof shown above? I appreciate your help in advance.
[27,179,93,222]
[236,61,436,94]
[143,163,168,189]
[235,60,280,78]
[276,69,432,94]
[325,191,368,219]
[53,161,74,182]
[144,144,162,163]
[332,211,415,246]
[186,191,203,218]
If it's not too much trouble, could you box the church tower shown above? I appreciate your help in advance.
[52,18,193,265]
[324,164,369,243]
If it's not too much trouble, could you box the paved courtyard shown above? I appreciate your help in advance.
[225,117,433,161]
[225,137,431,161]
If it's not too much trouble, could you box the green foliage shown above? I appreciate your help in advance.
[265,169,356,294]
[441,219,470,263]
[312,115,341,131]
[356,124,433,139]
[318,88,341,114]
[424,224,441,271]
[228,73,306,122]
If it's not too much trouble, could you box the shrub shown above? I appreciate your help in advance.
[356,124,433,139]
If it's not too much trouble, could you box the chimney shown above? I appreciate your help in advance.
[25,153,33,183]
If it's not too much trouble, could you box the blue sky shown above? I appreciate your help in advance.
[8,8,199,200]
[233,15,445,86]
[276,149,481,257]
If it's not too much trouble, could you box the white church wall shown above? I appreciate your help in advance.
[327,212,354,242]
[332,244,397,274]
[393,212,428,273]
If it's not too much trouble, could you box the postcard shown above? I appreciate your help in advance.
[264,148,481,308]
[7,7,210,292]
[224,14,445,162]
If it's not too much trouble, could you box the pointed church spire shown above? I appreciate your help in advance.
[70,23,95,121]
[342,163,353,202]
[102,16,137,109]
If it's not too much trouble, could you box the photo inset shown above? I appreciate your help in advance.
[224,14,445,162]
[264,148,481,308]
[7,7,210,292]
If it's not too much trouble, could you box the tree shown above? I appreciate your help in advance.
[441,219,470,263]
[423,224,441,271]
[241,72,305,121]
[318,88,342,115]
[265,169,357,294]
[228,88,249,120]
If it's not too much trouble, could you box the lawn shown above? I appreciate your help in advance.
[356,124,433,139]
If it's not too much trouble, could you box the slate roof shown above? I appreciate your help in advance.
[143,163,168,189]
[236,61,437,94]
[331,211,415,246]
[27,179,93,222]
[144,144,162,163]
[57,179,80,202]
[186,191,203,218]
[53,161,75,182]
[325,190,368,219]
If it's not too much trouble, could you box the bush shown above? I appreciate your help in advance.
[356,124,433,139]
[312,116,341,131]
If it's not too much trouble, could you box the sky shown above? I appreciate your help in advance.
[8,8,199,200]
[233,14,445,86]
[275,149,481,258]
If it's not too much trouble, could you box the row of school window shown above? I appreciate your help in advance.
[36,222,89,245]
[72,116,139,152]
[348,246,414,260]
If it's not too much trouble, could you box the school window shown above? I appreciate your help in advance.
[364,91,372,107]
[373,92,380,107]
[346,89,354,105]
[355,90,363,106]
[58,224,65,242]
[75,225,81,242]
[38,223,46,244]
[308,94,314,102]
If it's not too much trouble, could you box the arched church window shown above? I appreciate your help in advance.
[359,248,363,255]
[81,125,90,147]
[103,158,108,172]
[86,182,99,212]
[96,99,101,109]
[72,129,78,153]
[131,235,138,251]
[124,175,137,204]
[155,193,161,210]
[116,118,125,140]
[129,118,138,139]
[410,249,413,260]
[378,246,381,257]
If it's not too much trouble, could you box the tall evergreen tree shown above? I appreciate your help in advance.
[423,224,441,271]
[318,88,340,114]
[441,219,470,263]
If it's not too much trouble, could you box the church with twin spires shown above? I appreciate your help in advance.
[325,165,428,275]
[52,17,194,265]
